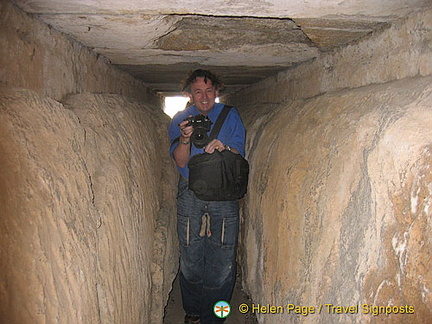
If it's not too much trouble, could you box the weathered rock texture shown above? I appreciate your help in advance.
[11,0,432,94]
[0,1,160,105]
[2,0,432,323]
[239,75,432,323]
[228,9,432,106]
[0,86,177,323]
[229,13,432,323]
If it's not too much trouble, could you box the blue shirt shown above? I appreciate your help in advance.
[169,103,246,180]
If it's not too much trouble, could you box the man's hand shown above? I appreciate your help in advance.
[205,140,240,154]
[179,117,194,141]
[204,139,225,154]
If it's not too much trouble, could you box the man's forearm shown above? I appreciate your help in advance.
[173,139,191,168]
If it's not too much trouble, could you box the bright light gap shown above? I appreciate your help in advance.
[164,96,219,118]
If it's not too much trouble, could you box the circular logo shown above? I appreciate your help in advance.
[213,300,231,319]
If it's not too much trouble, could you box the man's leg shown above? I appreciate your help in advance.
[201,200,239,323]
[177,179,206,319]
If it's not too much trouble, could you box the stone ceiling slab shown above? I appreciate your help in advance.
[119,63,298,94]
[35,14,180,50]
[294,17,390,50]
[12,0,432,95]
[156,16,309,50]
[13,0,432,18]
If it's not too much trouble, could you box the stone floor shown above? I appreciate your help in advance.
[163,272,257,324]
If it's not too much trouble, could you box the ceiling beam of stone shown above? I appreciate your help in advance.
[13,0,432,18]
[12,0,432,95]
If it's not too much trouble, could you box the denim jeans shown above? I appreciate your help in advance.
[176,177,239,323]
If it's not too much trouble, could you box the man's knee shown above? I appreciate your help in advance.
[205,258,236,289]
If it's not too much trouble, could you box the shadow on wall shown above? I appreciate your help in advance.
[240,75,432,323]
[0,85,178,323]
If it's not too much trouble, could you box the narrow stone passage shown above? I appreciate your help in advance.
[164,272,257,323]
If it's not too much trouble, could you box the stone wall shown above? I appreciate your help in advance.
[2,0,432,322]
[239,76,432,323]
[0,2,177,322]
[231,9,432,324]
[228,9,432,106]
[0,1,160,106]
[0,86,178,323]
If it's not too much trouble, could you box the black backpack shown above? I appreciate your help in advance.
[188,105,249,201]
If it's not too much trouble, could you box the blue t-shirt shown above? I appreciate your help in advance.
[168,103,246,180]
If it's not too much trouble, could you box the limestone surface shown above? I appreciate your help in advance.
[11,0,432,94]
[240,75,432,323]
[0,86,177,323]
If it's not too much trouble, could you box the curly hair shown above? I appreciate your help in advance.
[182,69,224,93]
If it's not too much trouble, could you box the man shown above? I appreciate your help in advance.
[168,69,246,323]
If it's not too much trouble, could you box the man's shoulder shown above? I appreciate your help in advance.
[220,103,239,113]
[221,104,241,120]
[211,103,237,116]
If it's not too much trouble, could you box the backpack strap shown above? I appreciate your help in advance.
[207,105,232,142]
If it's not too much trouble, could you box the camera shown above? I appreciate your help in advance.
[182,114,213,148]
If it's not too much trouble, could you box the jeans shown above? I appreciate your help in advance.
[176,177,239,323]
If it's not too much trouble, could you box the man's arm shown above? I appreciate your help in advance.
[173,119,193,168]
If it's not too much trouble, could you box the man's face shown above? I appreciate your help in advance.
[188,77,219,115]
